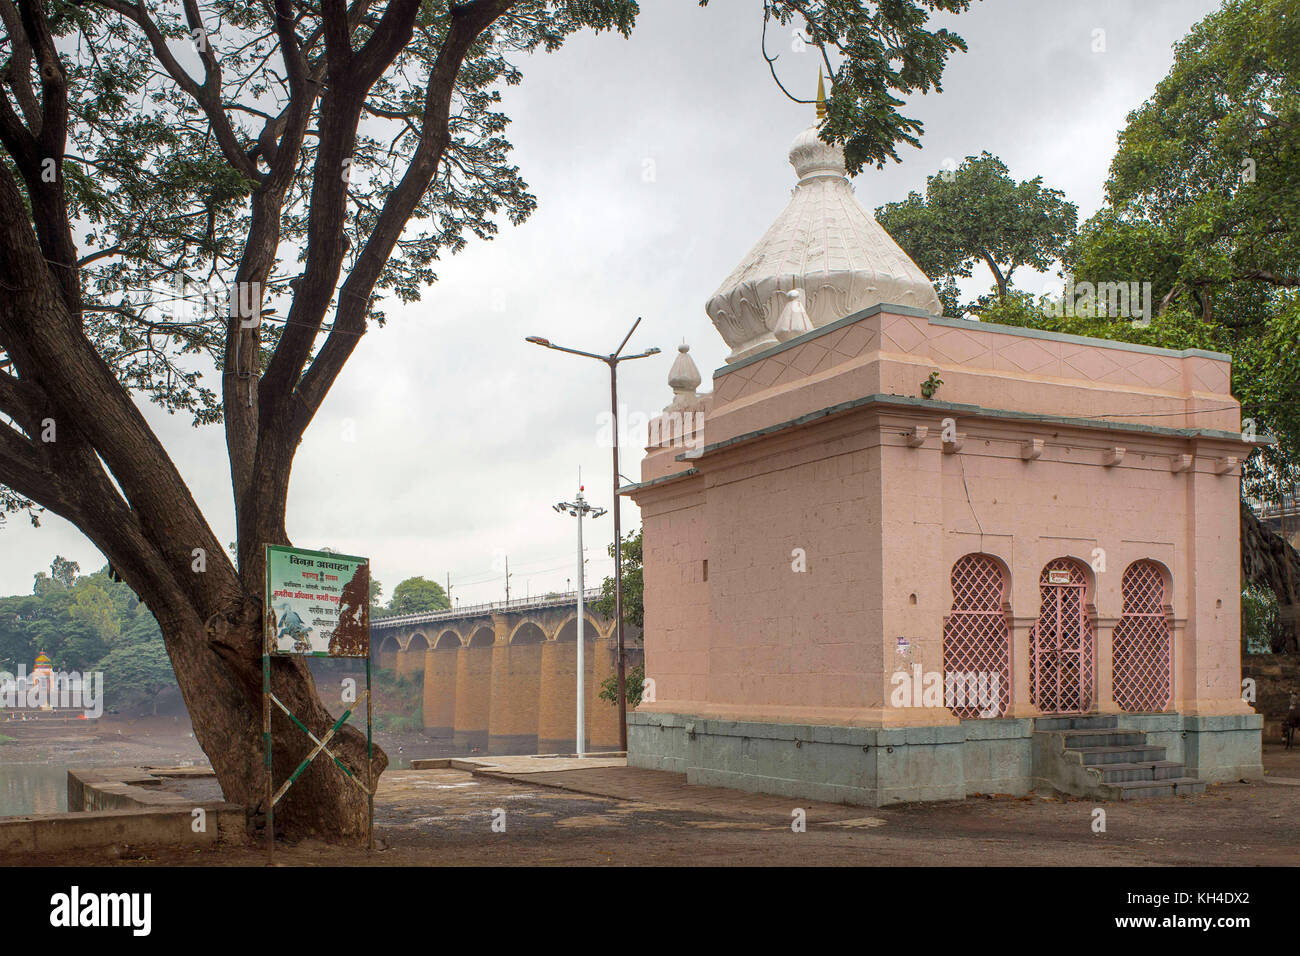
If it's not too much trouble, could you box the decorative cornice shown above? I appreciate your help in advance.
[674,393,1250,464]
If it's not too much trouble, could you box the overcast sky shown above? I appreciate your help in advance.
[0,0,1224,602]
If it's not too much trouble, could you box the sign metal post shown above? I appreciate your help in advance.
[262,545,373,861]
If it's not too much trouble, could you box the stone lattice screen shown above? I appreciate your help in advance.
[942,554,1012,718]
[1112,560,1173,712]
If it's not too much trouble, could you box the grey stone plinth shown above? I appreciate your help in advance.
[629,709,1255,804]
[1179,713,1263,782]
[629,711,1037,806]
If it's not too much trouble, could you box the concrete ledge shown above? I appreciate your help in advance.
[628,711,693,774]
[0,805,247,855]
[67,767,211,813]
[409,758,454,770]
[0,766,250,857]
[0,766,248,856]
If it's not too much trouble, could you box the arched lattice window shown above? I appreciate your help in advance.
[942,554,1011,718]
[1112,561,1173,712]
[1030,558,1095,714]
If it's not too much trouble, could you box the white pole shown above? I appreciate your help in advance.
[576,492,586,757]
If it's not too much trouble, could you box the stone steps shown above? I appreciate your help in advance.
[1077,744,1169,765]
[1109,777,1207,800]
[1033,715,1206,801]
[1062,729,1147,749]
[1096,760,1186,783]
[1035,714,1120,731]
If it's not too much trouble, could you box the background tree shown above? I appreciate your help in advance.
[594,528,642,631]
[0,559,177,703]
[97,641,176,715]
[33,554,79,594]
[387,575,450,616]
[876,152,1077,313]
[50,554,79,589]
[0,0,973,838]
[1059,0,1300,650]
[600,662,643,709]
[1093,0,1300,323]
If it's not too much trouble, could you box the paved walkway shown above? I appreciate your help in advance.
[470,761,881,823]
[447,754,628,775]
[433,747,1300,822]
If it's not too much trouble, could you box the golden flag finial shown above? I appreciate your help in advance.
[816,68,827,122]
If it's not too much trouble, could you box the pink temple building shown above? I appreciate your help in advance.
[622,112,1264,804]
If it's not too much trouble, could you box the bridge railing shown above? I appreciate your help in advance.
[371,588,606,630]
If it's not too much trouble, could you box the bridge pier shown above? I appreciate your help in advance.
[375,593,640,756]
[452,627,494,752]
[488,615,543,755]
[537,638,577,753]
[423,640,458,738]
[587,638,621,751]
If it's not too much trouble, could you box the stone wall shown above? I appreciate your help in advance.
[1242,654,1300,740]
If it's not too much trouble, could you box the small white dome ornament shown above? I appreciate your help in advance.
[705,76,942,363]
[772,289,814,343]
[666,342,702,410]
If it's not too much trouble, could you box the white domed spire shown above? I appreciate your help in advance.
[772,289,813,342]
[705,105,942,363]
[665,342,701,410]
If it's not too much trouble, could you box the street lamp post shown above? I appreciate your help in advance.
[554,488,606,756]
[527,319,658,751]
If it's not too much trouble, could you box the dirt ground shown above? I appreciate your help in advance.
[9,739,1300,867]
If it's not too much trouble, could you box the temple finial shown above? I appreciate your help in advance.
[816,69,827,122]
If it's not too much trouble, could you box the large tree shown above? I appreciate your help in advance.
[386,574,449,615]
[1062,0,1300,649]
[1089,0,1300,321]
[0,0,972,839]
[875,151,1077,312]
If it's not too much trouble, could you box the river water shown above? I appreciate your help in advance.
[0,764,70,816]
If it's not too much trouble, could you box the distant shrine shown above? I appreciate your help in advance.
[32,652,53,711]
[623,91,1263,804]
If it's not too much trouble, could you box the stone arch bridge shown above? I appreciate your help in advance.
[371,591,643,754]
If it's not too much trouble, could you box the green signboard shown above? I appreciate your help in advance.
[262,544,375,855]
[264,545,370,657]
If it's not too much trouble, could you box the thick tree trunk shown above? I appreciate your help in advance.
[160,596,386,842]
[0,0,537,843]
[0,161,387,841]
[1242,500,1300,654]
